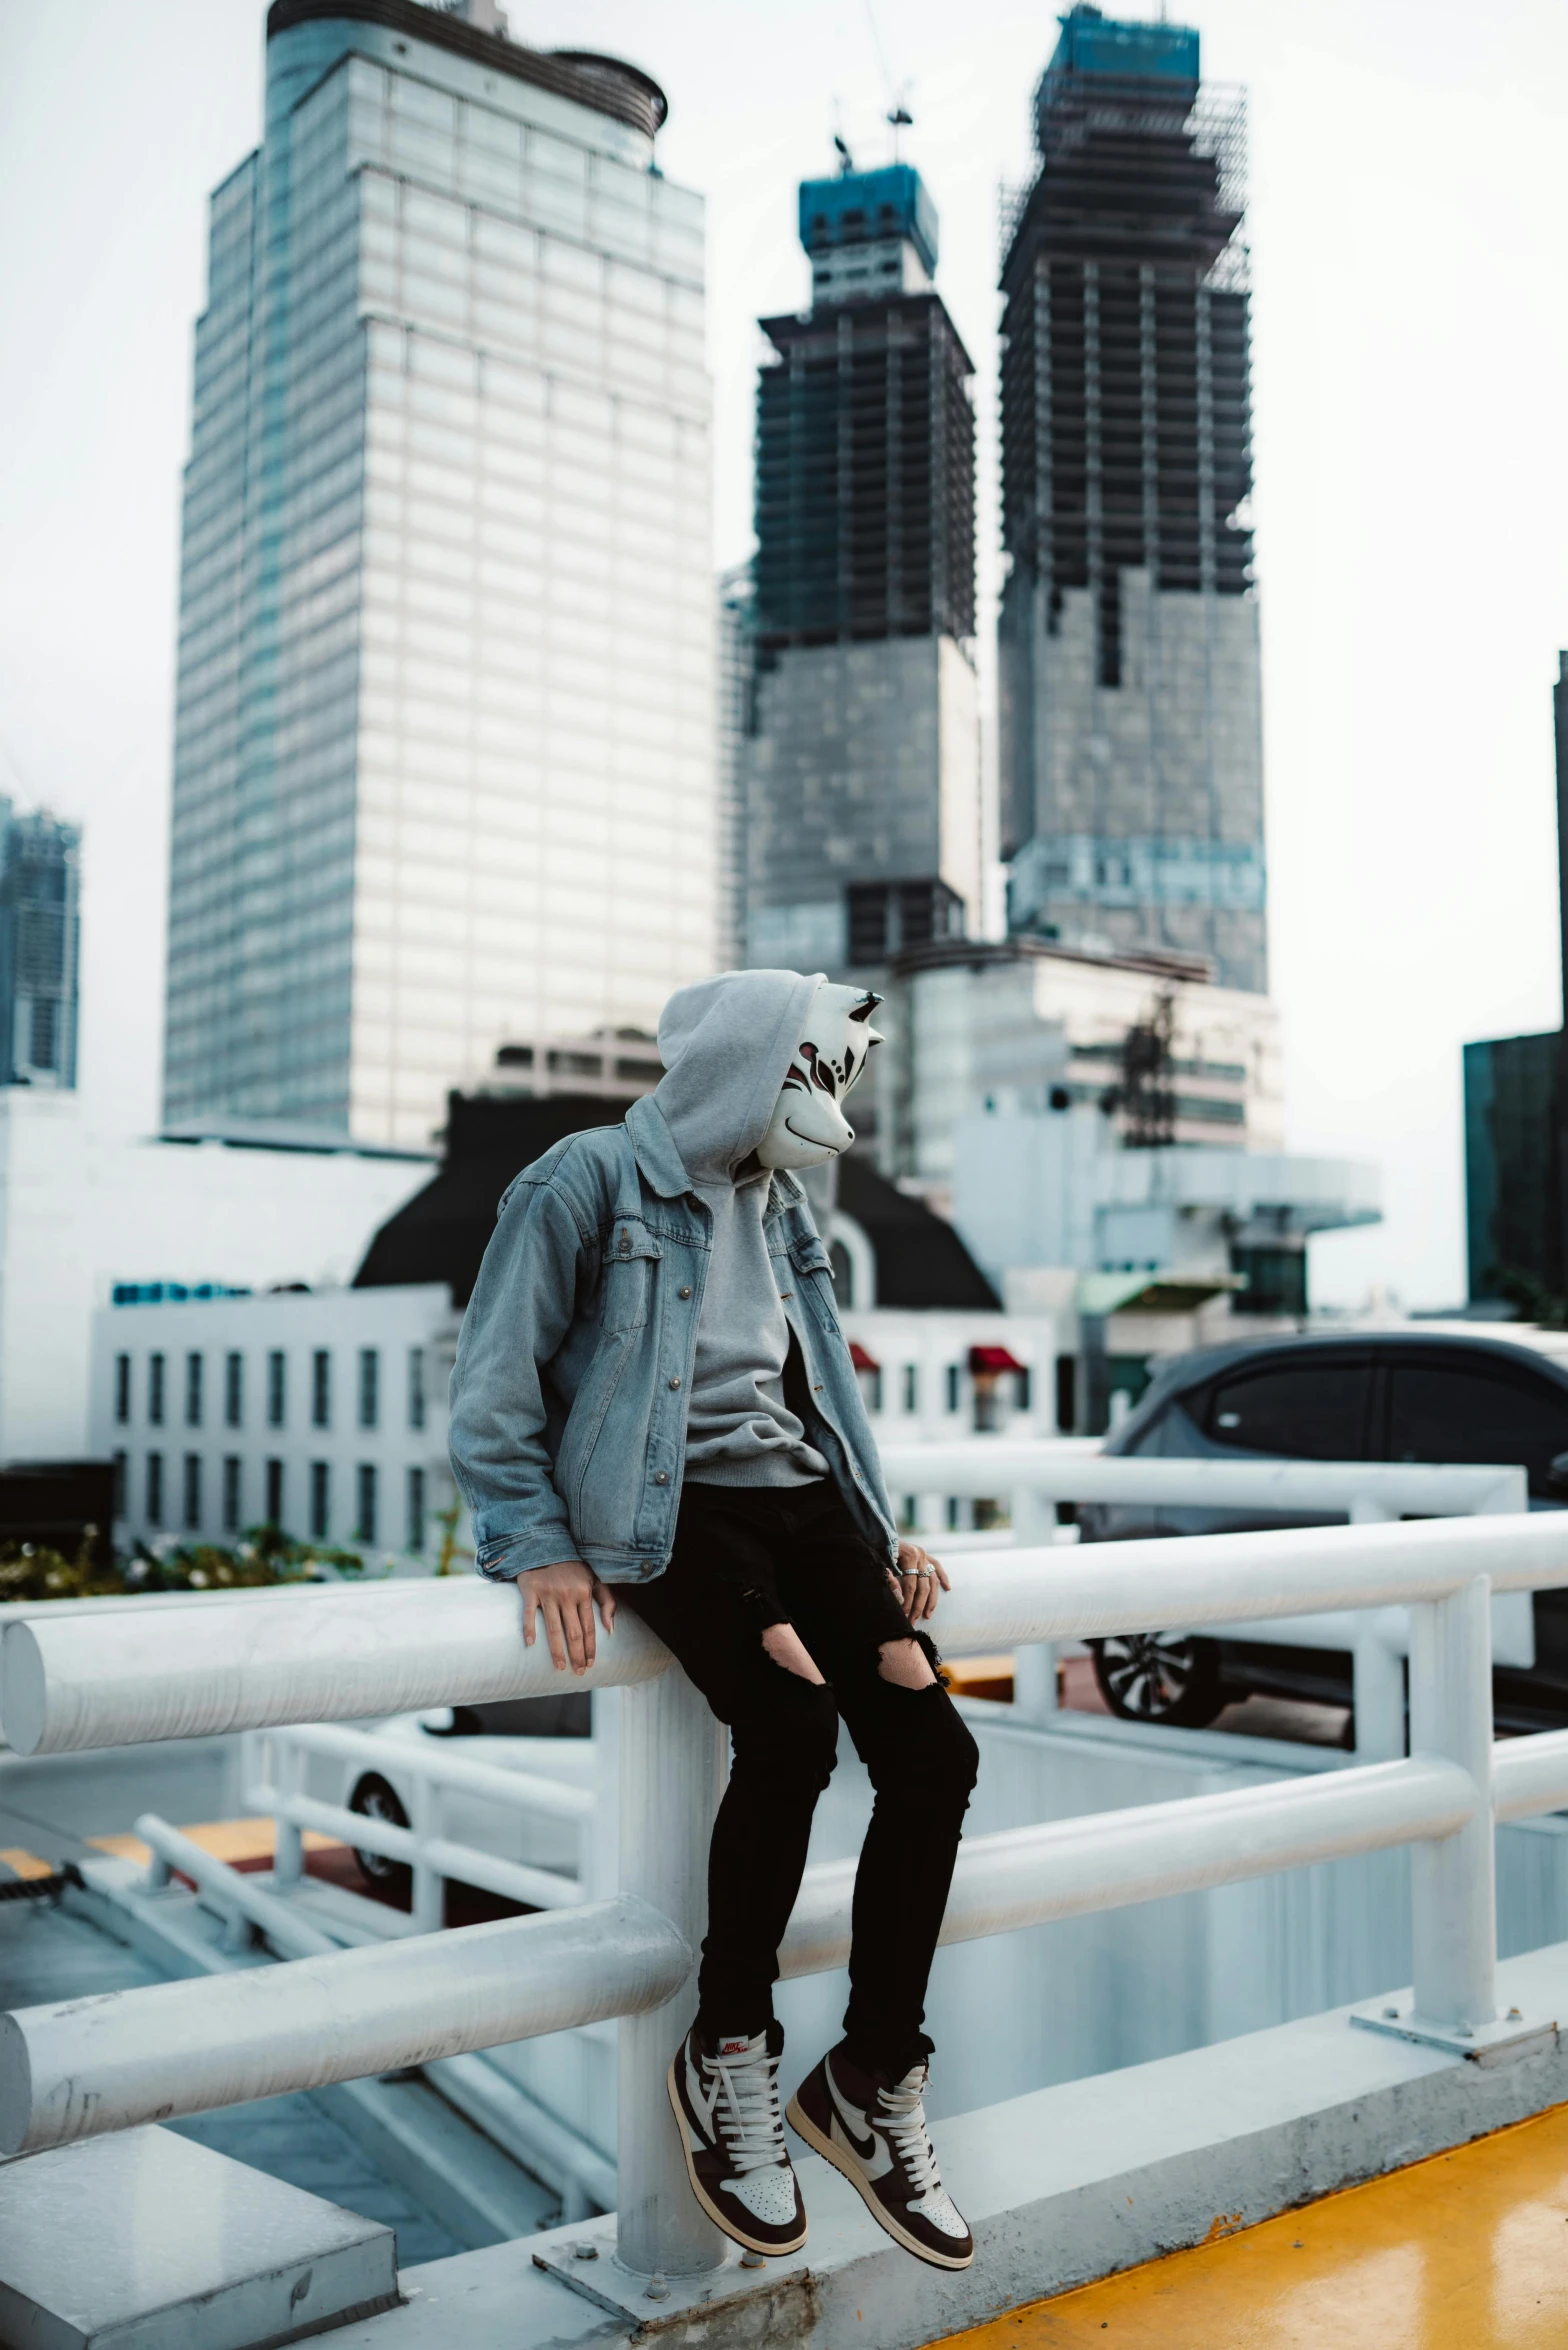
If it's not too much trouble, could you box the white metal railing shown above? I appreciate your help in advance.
[879,1445,1531,1758]
[6,1504,1568,2286]
[239,1721,595,1930]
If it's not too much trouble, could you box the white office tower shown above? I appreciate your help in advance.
[164,0,715,1147]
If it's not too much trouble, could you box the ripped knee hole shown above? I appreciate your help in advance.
[760,1621,827,1685]
[877,1636,938,1690]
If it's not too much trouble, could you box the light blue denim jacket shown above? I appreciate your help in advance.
[448,1094,899,1585]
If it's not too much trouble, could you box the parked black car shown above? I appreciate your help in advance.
[1079,1329,1568,1735]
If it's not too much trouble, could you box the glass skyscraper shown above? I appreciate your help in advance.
[164,0,715,1147]
[0,806,80,1089]
[743,163,981,986]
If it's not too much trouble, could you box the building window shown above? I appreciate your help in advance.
[902,1364,919,1415]
[149,1353,166,1427]
[312,1350,331,1430]
[265,1458,284,1528]
[858,1364,882,1413]
[945,1364,960,1414]
[147,1451,163,1526]
[30,996,57,1070]
[183,1453,202,1531]
[114,1353,131,1425]
[310,1461,330,1540]
[407,1465,425,1552]
[408,1347,426,1431]
[185,1352,203,1429]
[225,1352,243,1429]
[358,1348,379,1430]
[356,1462,377,1544]
[1014,1366,1032,1413]
[267,1350,286,1429]
[112,1450,127,1516]
[222,1455,241,1533]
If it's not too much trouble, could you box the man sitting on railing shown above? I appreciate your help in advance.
[450,969,980,2272]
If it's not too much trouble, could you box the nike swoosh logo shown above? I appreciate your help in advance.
[826,2068,877,2161]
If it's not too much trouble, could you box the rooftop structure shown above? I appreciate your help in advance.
[163,0,714,1149]
[998,4,1266,993]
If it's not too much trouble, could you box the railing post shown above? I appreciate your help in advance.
[1407,1574,1496,2035]
[615,1663,727,2279]
[1010,1486,1058,1720]
[273,1739,304,1889]
[407,1761,444,1936]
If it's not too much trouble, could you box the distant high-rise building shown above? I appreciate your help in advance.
[0,807,80,1090]
[744,161,982,983]
[163,0,716,1148]
[1463,652,1568,1310]
[998,4,1266,994]
[715,561,755,971]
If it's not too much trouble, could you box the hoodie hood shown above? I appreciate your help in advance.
[653,969,823,1184]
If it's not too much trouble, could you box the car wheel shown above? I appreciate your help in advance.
[348,1771,413,1897]
[1090,1633,1226,1728]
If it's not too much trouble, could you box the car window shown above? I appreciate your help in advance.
[1204,1359,1372,1461]
[1387,1359,1568,1493]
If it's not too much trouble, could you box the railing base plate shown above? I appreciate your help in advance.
[533,2218,809,2330]
[1350,2001,1558,2067]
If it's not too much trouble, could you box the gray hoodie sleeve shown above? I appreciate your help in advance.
[448,1174,586,1581]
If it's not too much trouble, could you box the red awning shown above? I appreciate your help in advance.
[848,1341,881,1373]
[969,1344,1026,1376]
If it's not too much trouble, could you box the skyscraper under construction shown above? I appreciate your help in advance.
[999,4,1265,994]
[744,162,981,981]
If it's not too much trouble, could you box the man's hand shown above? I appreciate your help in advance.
[515,1558,617,1674]
[890,1538,950,1624]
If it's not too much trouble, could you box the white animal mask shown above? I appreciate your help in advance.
[756,984,885,1170]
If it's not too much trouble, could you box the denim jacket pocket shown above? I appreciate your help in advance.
[599,1219,662,1335]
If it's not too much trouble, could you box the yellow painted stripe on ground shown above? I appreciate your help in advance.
[938,2099,1568,2349]
[86,1818,345,1870]
[0,1847,54,1880]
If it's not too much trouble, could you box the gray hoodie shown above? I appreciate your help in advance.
[654,970,831,1488]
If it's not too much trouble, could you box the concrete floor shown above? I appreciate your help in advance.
[941,2099,1568,2348]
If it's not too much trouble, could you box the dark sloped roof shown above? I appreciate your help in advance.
[835,1156,999,1310]
[354,1093,633,1305]
[355,1092,999,1312]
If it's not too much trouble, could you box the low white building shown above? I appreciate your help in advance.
[0,1092,433,1466]
[90,1282,1063,1559]
[91,1285,458,1560]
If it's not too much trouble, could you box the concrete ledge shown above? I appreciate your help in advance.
[326,1937,1568,2349]
[0,2125,397,2349]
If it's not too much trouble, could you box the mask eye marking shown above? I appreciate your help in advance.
[782,1061,811,1092]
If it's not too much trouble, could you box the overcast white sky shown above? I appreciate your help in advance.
[2,0,1566,1305]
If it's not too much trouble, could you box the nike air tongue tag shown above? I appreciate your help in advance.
[718,2037,751,2055]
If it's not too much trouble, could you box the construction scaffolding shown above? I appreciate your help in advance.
[999,46,1255,690]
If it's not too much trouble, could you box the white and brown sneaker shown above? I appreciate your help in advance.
[787,2043,973,2270]
[666,2021,807,2257]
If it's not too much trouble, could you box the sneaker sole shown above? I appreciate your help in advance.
[785,2093,974,2272]
[664,2056,809,2259]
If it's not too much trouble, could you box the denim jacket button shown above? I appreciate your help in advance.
[654,1471,670,1485]
[678,1285,693,1300]
[668,1375,681,1389]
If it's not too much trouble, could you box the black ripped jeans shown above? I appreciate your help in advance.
[620,1480,980,2079]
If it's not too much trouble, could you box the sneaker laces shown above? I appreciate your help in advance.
[875,2067,942,2199]
[702,2036,787,2177]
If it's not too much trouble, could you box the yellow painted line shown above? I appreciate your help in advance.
[937,2099,1568,2349]
[0,1847,54,1880]
[87,1818,345,1870]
